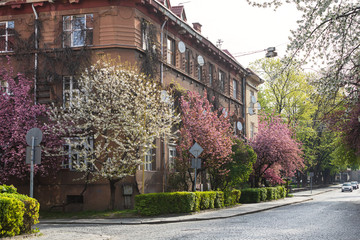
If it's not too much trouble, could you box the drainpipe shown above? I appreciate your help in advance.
[160,19,167,192]
[160,20,167,85]
[242,72,248,138]
[32,4,39,105]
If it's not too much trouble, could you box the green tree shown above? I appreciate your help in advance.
[250,58,316,124]
[224,139,256,189]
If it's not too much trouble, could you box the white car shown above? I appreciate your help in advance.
[342,182,353,192]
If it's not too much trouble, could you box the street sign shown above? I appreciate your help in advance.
[189,142,203,158]
[309,172,314,177]
[25,128,43,146]
[191,158,201,169]
[26,146,41,164]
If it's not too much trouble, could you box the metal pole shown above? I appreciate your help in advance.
[32,4,38,105]
[30,136,35,198]
[310,176,313,194]
[194,167,197,192]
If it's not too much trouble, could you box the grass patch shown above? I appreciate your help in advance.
[39,209,139,219]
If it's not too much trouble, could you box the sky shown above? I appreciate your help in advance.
[169,0,302,68]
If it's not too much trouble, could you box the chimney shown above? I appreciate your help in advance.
[192,22,202,33]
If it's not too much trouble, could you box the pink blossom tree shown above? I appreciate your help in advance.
[176,90,233,190]
[248,113,304,187]
[0,62,62,184]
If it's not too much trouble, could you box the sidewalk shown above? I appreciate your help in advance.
[39,185,340,225]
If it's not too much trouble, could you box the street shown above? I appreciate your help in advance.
[27,189,360,240]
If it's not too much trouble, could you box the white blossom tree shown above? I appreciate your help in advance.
[48,60,180,209]
[247,0,360,102]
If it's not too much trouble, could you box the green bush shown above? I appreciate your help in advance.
[214,191,224,208]
[240,188,262,203]
[266,187,276,201]
[224,190,241,206]
[0,185,17,194]
[195,191,217,211]
[135,192,196,216]
[276,186,286,199]
[1,193,39,233]
[0,196,25,237]
[259,188,267,202]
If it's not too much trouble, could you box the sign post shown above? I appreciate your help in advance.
[25,128,42,198]
[189,142,203,192]
[309,172,314,194]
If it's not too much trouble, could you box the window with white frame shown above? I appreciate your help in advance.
[197,64,202,81]
[0,21,14,52]
[62,137,93,170]
[144,148,153,171]
[63,14,93,47]
[0,80,10,95]
[167,37,175,65]
[168,146,176,171]
[233,79,238,99]
[250,122,255,139]
[63,76,79,109]
[219,70,225,92]
[141,20,149,50]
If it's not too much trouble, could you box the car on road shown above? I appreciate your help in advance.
[351,181,359,190]
[342,182,353,192]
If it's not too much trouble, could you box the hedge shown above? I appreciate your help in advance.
[0,196,25,237]
[1,193,40,234]
[224,190,241,206]
[0,185,40,237]
[135,192,196,216]
[135,190,240,216]
[240,186,287,203]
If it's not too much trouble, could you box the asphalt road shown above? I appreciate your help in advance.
[25,189,360,240]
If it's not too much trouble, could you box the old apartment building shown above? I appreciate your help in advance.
[0,0,263,210]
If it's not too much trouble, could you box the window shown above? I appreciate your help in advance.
[185,49,190,74]
[219,70,225,92]
[168,146,176,171]
[233,79,238,99]
[208,63,213,86]
[144,148,153,171]
[250,122,255,139]
[63,76,79,109]
[63,14,93,47]
[62,137,93,170]
[0,80,9,95]
[167,37,175,65]
[0,21,14,52]
[141,21,149,50]
[197,65,202,81]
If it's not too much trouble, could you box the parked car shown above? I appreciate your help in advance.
[351,181,359,190]
[342,182,353,192]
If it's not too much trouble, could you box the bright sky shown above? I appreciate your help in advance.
[169,0,302,68]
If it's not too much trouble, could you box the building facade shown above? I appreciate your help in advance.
[0,0,263,210]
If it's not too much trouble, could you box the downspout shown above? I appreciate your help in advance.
[160,19,167,192]
[32,4,39,105]
[242,72,248,138]
[160,20,167,85]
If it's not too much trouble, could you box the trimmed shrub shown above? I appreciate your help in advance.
[214,191,224,208]
[276,186,286,199]
[266,187,276,201]
[0,185,17,194]
[135,192,196,216]
[195,191,217,211]
[259,188,267,202]
[240,188,262,203]
[0,196,25,237]
[1,193,39,234]
[224,190,241,206]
